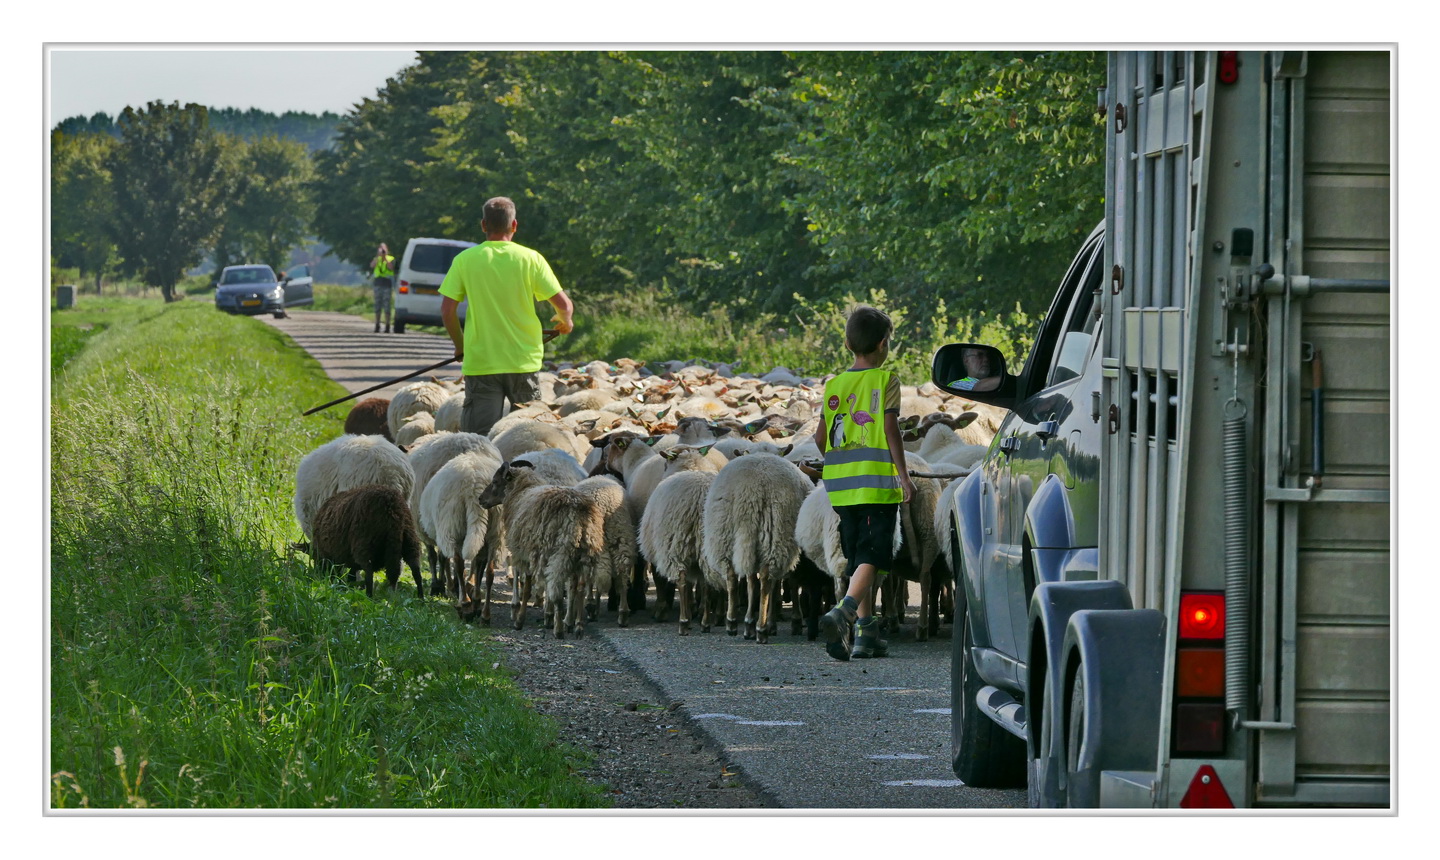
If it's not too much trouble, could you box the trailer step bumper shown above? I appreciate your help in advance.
[1100,770,1158,807]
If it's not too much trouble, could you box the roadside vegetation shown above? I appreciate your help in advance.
[49,300,608,808]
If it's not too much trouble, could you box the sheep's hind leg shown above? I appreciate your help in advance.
[677,568,691,636]
[744,571,759,641]
[756,568,775,644]
[725,576,740,636]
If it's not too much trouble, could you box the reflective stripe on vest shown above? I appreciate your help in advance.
[821,367,901,506]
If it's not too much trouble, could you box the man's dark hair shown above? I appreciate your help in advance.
[482,197,517,234]
[845,305,892,356]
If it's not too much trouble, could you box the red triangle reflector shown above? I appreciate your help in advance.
[1179,765,1235,808]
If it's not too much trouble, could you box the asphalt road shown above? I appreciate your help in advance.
[264,308,1026,811]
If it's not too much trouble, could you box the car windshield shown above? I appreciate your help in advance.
[220,267,276,285]
[409,244,470,275]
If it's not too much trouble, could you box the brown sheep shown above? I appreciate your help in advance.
[297,484,423,598]
[344,397,393,442]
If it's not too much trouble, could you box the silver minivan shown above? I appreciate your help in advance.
[391,237,476,334]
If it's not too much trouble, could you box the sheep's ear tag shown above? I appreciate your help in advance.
[697,445,712,455]
[641,436,663,447]
[660,449,679,461]
[743,419,767,435]
[656,407,670,420]
[902,429,922,443]
[614,437,632,450]
[955,411,980,428]
[772,428,795,438]
[899,415,920,431]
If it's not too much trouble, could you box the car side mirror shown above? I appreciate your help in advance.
[933,343,1009,397]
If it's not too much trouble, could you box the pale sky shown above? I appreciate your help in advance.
[47,48,418,123]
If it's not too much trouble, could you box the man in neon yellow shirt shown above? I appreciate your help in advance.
[439,197,574,435]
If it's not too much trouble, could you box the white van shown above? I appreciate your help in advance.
[392,237,477,334]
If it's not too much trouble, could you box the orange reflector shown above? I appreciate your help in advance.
[1177,648,1225,697]
[1180,765,1235,808]
[398,285,409,293]
[1179,593,1225,640]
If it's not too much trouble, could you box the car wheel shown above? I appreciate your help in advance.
[951,580,1027,788]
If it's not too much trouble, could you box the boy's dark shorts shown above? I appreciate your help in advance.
[836,503,899,578]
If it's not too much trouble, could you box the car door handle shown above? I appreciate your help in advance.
[999,436,1020,457]
[1036,420,1060,441]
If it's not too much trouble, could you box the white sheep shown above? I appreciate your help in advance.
[395,411,437,449]
[406,431,501,593]
[293,433,415,542]
[491,417,587,464]
[388,379,456,440]
[880,453,945,641]
[433,391,466,433]
[418,448,504,620]
[700,453,814,643]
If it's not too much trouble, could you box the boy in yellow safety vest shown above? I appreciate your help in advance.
[814,305,915,660]
[369,243,396,333]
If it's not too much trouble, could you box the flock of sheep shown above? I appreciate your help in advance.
[291,358,1005,644]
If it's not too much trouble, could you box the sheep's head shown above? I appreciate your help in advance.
[476,460,536,508]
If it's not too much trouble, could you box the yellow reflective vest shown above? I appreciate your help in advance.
[372,254,395,278]
[821,367,902,506]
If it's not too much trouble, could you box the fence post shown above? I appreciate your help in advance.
[57,284,76,309]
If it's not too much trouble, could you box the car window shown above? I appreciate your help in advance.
[289,265,309,279]
[1045,241,1104,387]
[409,244,470,275]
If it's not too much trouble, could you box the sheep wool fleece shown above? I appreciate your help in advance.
[820,367,902,507]
[439,241,562,376]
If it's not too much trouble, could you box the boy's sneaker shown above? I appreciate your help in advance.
[819,605,855,661]
[851,622,889,659]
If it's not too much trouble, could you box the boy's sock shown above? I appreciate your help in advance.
[838,595,859,618]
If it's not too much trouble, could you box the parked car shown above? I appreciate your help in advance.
[279,264,314,309]
[214,264,287,318]
[391,237,477,334]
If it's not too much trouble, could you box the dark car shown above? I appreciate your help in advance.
[215,264,287,317]
[279,264,314,309]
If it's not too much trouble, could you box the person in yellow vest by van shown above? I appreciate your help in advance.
[813,305,915,660]
[369,243,396,333]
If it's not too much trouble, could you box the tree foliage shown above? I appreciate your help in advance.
[106,101,233,302]
[51,130,121,292]
[310,50,1105,328]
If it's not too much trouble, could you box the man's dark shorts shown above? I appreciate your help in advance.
[835,502,899,577]
[461,373,542,437]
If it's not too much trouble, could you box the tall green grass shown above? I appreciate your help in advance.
[50,300,608,809]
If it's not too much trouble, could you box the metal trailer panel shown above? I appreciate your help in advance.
[1253,50,1390,805]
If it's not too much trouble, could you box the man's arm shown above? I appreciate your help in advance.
[440,296,464,358]
[546,289,574,334]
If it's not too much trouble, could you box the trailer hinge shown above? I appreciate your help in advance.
[1111,264,1125,296]
[1114,102,1127,134]
[1107,403,1122,435]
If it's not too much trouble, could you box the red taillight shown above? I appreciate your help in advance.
[1218,51,1240,85]
[1179,593,1225,640]
[398,282,409,293]
[1179,765,1235,808]
[1176,648,1225,697]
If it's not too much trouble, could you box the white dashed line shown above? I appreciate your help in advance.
[882,779,967,787]
[913,708,952,715]
[692,713,747,721]
[735,720,805,727]
[867,753,933,761]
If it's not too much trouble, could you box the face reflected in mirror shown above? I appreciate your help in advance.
[947,346,1003,392]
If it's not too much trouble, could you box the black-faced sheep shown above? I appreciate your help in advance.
[297,484,423,598]
[700,453,814,643]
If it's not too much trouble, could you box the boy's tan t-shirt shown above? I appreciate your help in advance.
[439,241,562,375]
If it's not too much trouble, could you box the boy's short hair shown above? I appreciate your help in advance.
[845,305,893,356]
[482,197,517,233]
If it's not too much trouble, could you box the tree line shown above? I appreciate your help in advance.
[51,51,1107,325]
[54,107,342,151]
[51,102,315,300]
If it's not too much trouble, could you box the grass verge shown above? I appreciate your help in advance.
[50,299,608,809]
